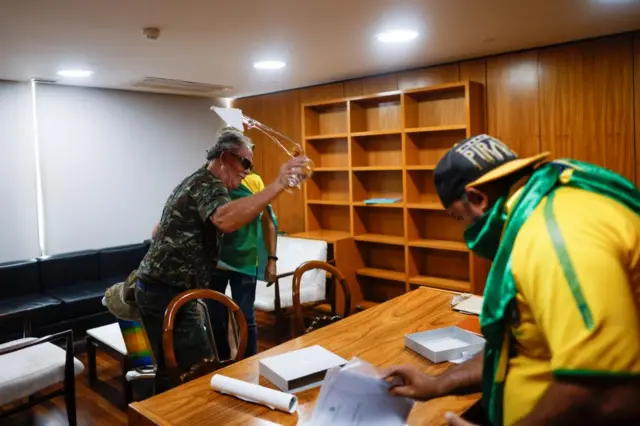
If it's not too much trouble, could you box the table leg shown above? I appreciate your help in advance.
[122,356,133,406]
[86,338,97,384]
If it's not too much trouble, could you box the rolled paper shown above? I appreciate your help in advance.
[210,374,298,414]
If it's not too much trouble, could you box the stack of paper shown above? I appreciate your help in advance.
[452,294,483,315]
[308,357,414,426]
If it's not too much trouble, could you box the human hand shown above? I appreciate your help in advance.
[444,412,479,426]
[380,365,444,401]
[276,155,310,188]
[264,258,277,283]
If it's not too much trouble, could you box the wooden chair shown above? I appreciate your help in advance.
[162,289,248,387]
[291,261,351,337]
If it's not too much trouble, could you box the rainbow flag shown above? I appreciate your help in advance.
[118,319,155,369]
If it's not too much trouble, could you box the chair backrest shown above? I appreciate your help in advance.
[291,261,351,337]
[162,289,248,386]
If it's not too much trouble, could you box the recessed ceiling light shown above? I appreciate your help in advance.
[376,30,419,43]
[253,61,286,70]
[57,69,94,78]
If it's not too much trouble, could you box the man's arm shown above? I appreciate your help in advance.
[514,379,640,426]
[212,156,307,233]
[382,351,483,400]
[212,181,284,233]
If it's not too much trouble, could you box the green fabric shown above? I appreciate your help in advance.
[473,159,640,426]
[543,191,594,329]
[218,182,278,277]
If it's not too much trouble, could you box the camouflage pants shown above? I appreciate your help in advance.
[134,280,212,394]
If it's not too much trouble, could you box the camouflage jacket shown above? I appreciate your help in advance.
[136,165,230,289]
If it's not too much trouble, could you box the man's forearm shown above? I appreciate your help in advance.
[212,181,285,233]
[436,351,484,396]
[514,379,640,426]
[261,208,277,256]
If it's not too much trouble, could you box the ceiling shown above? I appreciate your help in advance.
[1,0,639,99]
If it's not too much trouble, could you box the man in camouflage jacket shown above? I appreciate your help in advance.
[134,127,306,393]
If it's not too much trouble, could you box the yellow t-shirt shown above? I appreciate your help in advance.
[243,173,265,194]
[503,186,640,425]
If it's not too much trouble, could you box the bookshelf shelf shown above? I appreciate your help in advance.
[404,84,467,129]
[353,170,403,203]
[290,229,351,244]
[300,80,486,307]
[353,205,404,245]
[306,170,350,203]
[354,234,405,245]
[350,93,402,133]
[305,204,351,236]
[405,128,467,167]
[306,200,350,206]
[408,275,469,293]
[352,201,403,208]
[351,133,402,168]
[304,101,348,137]
[306,136,349,168]
[407,247,470,291]
[357,267,406,282]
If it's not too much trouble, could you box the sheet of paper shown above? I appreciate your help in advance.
[309,364,413,426]
[211,107,245,132]
[453,295,483,315]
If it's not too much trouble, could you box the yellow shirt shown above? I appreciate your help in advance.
[242,173,265,194]
[503,186,640,425]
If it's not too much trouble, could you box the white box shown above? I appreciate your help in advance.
[259,345,347,392]
[405,326,486,363]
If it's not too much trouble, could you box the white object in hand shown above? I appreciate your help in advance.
[210,374,298,414]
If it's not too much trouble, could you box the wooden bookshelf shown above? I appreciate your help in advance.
[292,81,487,310]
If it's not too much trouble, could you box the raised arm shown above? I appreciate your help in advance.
[212,156,306,233]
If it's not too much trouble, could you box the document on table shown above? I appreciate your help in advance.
[452,294,483,315]
[308,358,414,426]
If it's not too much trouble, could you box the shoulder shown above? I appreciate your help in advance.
[512,186,640,290]
[242,173,265,193]
[185,167,229,198]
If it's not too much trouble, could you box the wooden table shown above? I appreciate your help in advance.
[128,288,481,426]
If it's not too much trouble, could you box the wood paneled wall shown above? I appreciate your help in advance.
[234,32,640,234]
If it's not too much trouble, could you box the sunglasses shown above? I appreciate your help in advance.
[227,151,254,171]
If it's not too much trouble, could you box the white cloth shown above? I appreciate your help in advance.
[225,236,328,311]
[0,337,84,406]
[87,323,127,355]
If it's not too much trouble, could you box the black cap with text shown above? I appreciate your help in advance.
[434,134,518,208]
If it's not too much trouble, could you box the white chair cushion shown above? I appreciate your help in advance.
[0,337,84,406]
[86,323,127,355]
[223,236,328,312]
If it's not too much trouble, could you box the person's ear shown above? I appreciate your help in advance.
[465,188,489,210]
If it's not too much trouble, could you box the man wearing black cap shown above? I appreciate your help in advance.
[383,135,640,425]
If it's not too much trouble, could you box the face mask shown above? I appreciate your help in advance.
[463,196,508,260]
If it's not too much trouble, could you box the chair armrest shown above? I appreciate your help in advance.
[0,329,74,356]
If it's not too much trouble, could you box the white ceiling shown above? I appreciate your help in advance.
[1,0,639,98]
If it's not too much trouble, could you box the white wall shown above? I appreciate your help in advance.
[35,84,225,255]
[0,80,40,263]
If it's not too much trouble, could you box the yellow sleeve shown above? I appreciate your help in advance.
[512,188,640,378]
